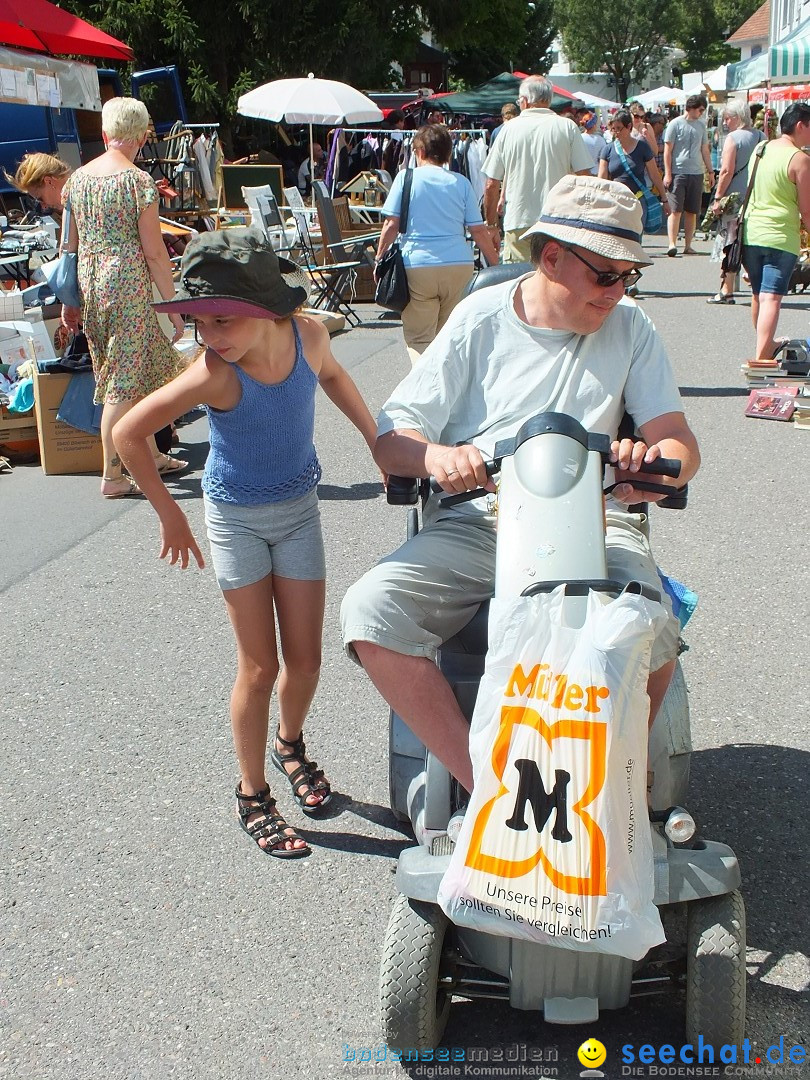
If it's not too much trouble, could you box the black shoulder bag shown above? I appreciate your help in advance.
[723,142,766,275]
[374,169,413,312]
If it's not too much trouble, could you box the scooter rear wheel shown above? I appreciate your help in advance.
[380,894,453,1051]
[685,889,746,1047]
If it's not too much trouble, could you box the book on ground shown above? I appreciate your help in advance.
[745,387,798,421]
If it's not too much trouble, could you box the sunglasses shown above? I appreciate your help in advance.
[562,245,643,289]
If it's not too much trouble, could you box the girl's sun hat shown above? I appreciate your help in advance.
[153,227,309,319]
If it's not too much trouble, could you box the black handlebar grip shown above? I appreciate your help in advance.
[429,459,499,495]
[637,457,681,479]
[386,475,420,505]
[658,483,688,510]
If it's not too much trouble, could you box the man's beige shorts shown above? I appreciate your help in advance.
[341,510,679,672]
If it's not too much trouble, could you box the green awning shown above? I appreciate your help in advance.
[726,51,768,90]
[770,23,810,83]
[427,73,573,116]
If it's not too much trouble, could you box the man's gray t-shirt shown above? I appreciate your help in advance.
[664,116,709,175]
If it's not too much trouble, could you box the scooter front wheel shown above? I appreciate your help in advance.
[685,889,747,1047]
[380,893,453,1051]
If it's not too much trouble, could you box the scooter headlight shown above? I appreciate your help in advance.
[664,807,696,843]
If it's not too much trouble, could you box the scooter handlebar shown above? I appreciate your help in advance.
[636,457,681,479]
[429,459,500,497]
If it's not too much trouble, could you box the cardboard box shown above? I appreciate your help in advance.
[32,368,104,475]
[0,403,38,446]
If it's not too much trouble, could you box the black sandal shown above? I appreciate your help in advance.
[271,729,332,817]
[235,783,311,858]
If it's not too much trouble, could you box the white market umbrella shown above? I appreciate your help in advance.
[237,73,383,201]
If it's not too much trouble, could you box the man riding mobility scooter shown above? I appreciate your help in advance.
[381,399,745,1050]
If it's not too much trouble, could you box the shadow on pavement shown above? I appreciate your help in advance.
[318,482,385,501]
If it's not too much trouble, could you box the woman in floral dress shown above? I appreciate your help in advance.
[62,97,186,498]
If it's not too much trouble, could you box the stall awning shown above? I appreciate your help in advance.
[0,0,133,61]
[726,51,768,90]
[769,22,810,83]
[425,73,575,115]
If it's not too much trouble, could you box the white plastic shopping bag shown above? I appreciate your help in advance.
[437,586,668,961]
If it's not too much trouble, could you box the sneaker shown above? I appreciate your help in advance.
[707,293,735,304]
[667,246,677,257]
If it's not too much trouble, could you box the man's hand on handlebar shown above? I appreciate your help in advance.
[426,444,496,495]
[609,438,674,504]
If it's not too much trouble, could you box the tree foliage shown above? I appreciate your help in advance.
[671,0,764,72]
[64,0,558,124]
[554,0,665,102]
[63,0,426,122]
[430,0,557,85]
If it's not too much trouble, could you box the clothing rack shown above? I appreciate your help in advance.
[341,127,488,136]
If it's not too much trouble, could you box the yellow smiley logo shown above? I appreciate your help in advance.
[577,1039,607,1069]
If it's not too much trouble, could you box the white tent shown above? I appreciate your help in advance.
[635,85,688,107]
[573,90,620,108]
[683,66,728,93]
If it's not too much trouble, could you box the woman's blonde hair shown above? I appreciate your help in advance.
[102,97,150,143]
[3,152,70,193]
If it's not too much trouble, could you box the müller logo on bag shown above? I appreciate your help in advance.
[465,662,610,895]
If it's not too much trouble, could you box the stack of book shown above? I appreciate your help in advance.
[740,359,810,388]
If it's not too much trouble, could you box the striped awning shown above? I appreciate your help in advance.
[726,51,768,90]
[770,23,810,83]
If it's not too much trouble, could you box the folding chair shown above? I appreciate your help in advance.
[282,186,362,327]
[313,181,381,270]
[240,185,297,256]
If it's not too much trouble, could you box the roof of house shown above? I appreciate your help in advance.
[727,1,770,45]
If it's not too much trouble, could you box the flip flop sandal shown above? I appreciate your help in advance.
[235,783,311,859]
[271,729,333,817]
[156,454,189,475]
[707,293,735,304]
[102,476,142,499]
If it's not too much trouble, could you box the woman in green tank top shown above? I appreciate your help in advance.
[741,102,810,360]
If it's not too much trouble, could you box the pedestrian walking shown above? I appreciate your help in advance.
[706,100,765,305]
[741,102,810,359]
[60,97,186,499]
[114,228,379,858]
[374,125,498,365]
[663,95,714,257]
[580,112,606,175]
[482,75,592,263]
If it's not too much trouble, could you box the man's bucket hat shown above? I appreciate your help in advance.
[153,227,310,320]
[522,175,651,267]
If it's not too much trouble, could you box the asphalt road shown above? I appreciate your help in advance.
[2,236,809,1080]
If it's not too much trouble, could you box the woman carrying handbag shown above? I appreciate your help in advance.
[740,103,810,360]
[373,125,498,366]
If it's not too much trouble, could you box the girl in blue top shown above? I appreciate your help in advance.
[114,229,378,859]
